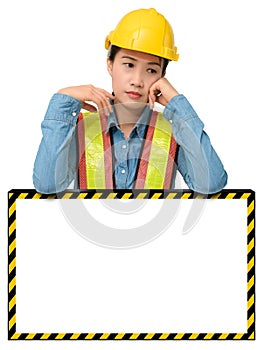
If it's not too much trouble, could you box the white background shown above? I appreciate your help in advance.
[15,199,247,334]
[0,0,264,349]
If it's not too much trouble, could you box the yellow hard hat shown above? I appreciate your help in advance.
[105,8,179,61]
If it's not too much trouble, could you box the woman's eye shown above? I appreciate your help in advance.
[147,68,157,74]
[124,63,134,68]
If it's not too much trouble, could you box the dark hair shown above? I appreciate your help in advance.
[108,45,169,76]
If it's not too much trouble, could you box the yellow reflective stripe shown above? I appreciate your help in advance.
[82,112,106,188]
[145,113,172,189]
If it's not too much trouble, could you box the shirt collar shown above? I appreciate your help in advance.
[105,100,152,139]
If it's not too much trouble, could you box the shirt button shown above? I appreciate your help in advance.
[169,119,173,124]
[121,169,126,174]
[122,144,127,149]
[72,112,77,117]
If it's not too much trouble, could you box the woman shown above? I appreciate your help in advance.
[33,8,227,193]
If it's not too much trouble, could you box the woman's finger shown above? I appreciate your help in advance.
[81,102,98,113]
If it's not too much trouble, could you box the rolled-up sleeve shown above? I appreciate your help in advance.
[33,93,82,194]
[164,94,228,194]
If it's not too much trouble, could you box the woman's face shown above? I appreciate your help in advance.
[107,48,163,107]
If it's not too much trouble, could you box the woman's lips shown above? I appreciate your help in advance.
[126,91,142,99]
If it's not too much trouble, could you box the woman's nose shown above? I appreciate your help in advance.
[130,71,144,87]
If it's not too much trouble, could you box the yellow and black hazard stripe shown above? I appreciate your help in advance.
[8,189,255,341]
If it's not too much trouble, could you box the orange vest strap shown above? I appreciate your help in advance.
[77,112,114,189]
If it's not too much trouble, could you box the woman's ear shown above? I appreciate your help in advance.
[106,58,113,76]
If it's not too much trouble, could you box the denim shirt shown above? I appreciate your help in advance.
[33,93,227,193]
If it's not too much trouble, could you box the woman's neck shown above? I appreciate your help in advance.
[113,101,146,138]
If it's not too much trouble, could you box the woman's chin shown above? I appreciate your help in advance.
[114,99,149,111]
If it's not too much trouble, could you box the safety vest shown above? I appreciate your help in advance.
[77,110,178,189]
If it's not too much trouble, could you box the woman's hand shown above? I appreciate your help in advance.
[58,84,114,116]
[148,78,179,109]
